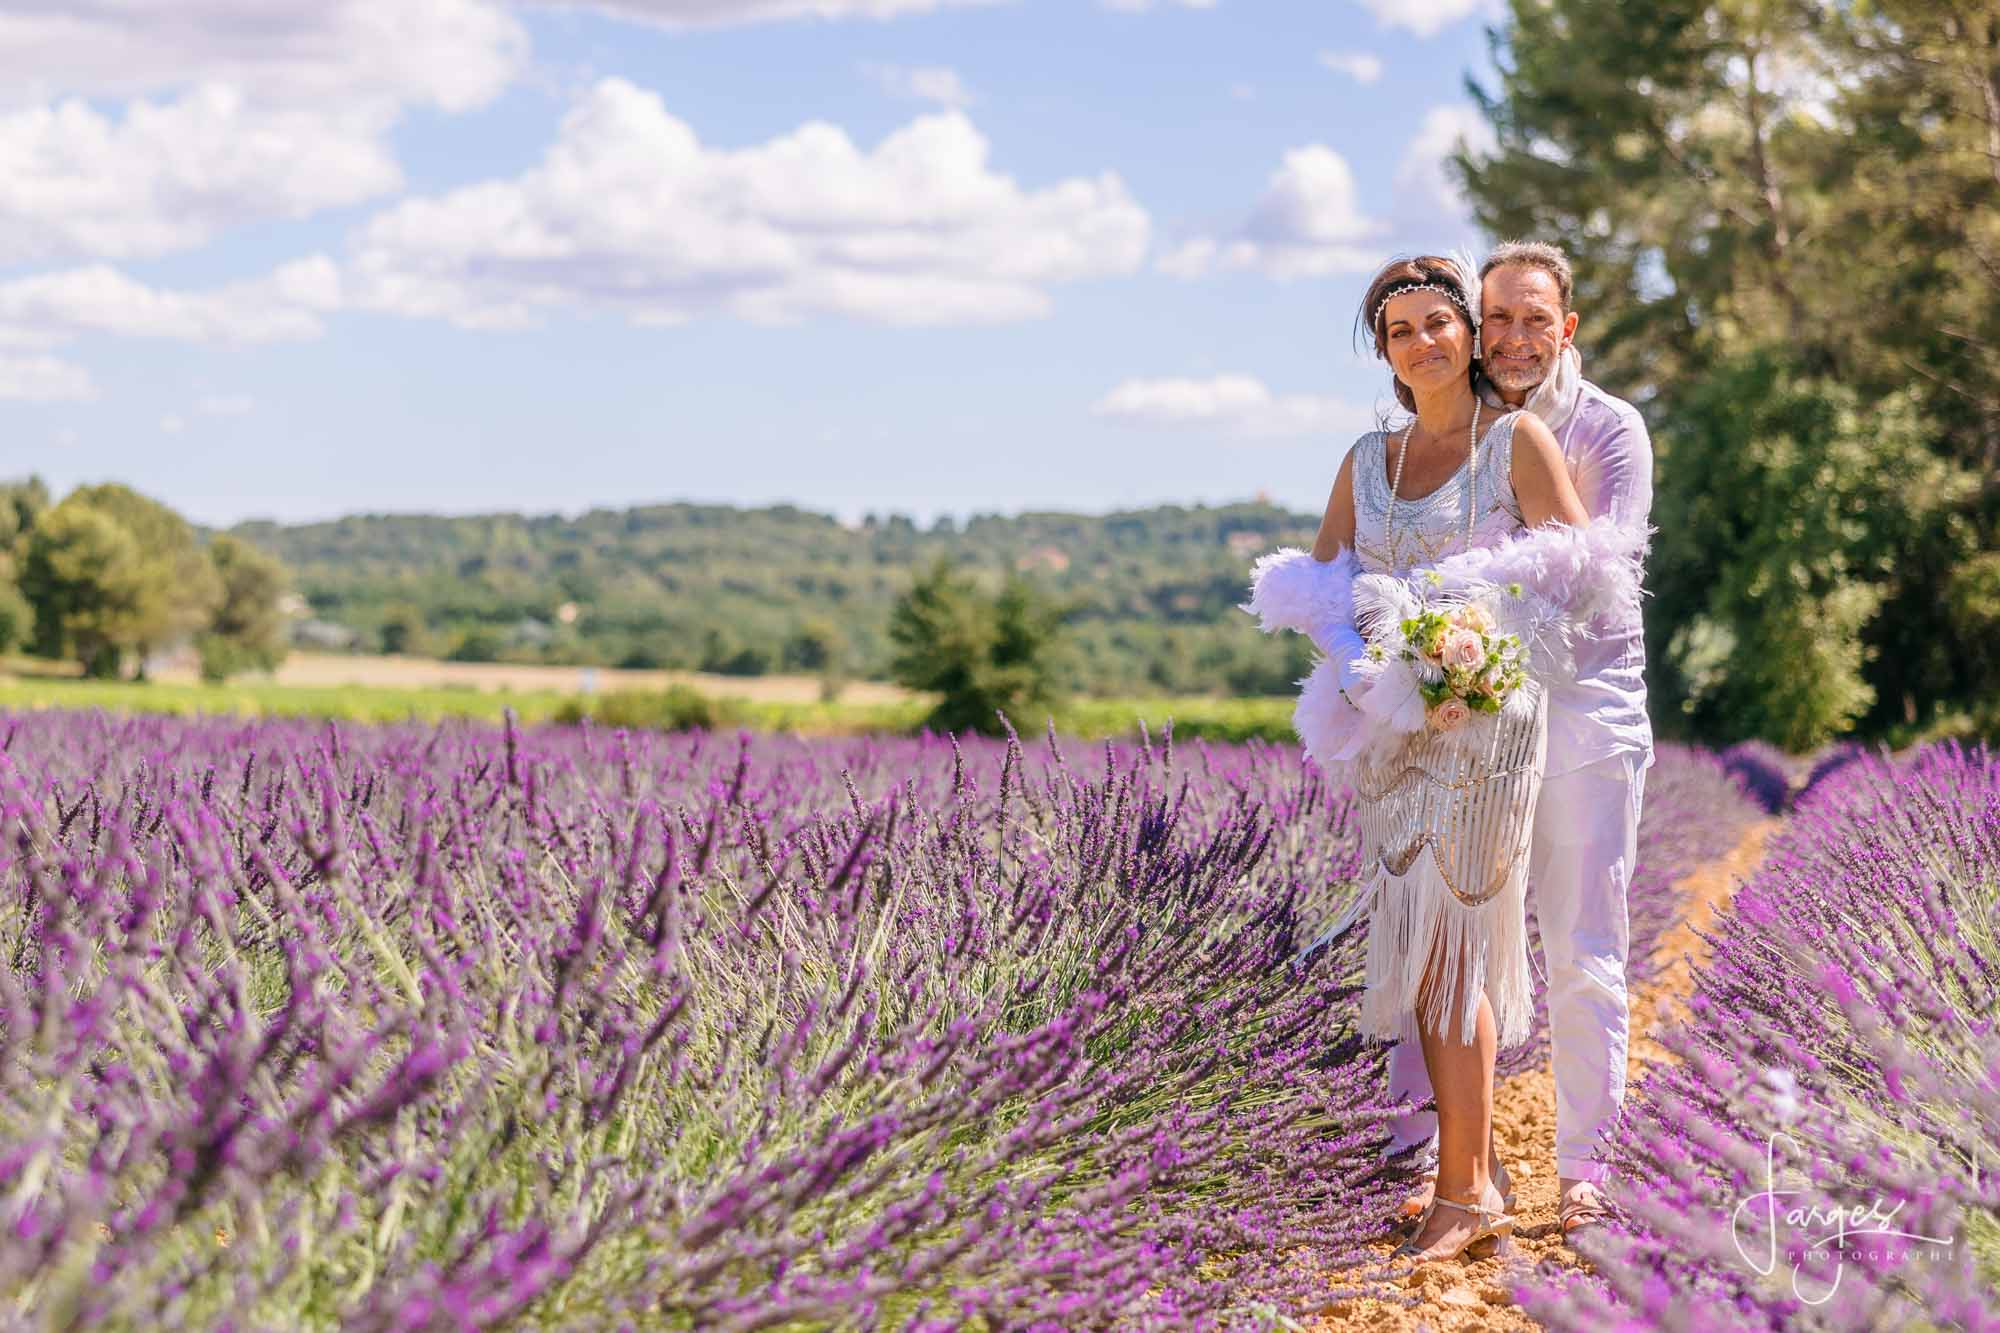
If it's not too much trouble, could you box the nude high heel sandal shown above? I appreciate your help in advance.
[1399,1160,1515,1226]
[1391,1188,1516,1263]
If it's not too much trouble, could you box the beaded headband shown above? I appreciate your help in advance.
[1372,280,1470,329]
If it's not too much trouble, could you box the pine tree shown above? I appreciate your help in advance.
[886,557,1067,737]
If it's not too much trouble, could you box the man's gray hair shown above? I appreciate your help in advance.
[1479,240,1573,310]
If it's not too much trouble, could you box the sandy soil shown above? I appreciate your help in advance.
[1294,818,1778,1332]
[145,651,916,706]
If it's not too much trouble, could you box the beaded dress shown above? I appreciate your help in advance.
[1348,409,1547,1050]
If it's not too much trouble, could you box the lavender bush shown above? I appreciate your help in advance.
[1793,741,1873,810]
[1521,741,2000,1331]
[0,710,1759,1329]
[1718,741,1795,817]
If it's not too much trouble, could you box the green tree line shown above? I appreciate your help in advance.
[0,478,289,682]
[225,502,1320,700]
[1458,0,2000,749]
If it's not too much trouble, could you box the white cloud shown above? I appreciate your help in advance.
[198,393,256,416]
[51,426,79,446]
[346,78,1150,329]
[0,1,526,113]
[160,413,187,435]
[555,0,1214,19]
[1391,103,1495,226]
[1092,374,1367,439]
[537,0,998,27]
[0,353,95,401]
[861,62,973,107]
[0,85,401,265]
[0,255,341,348]
[0,3,527,265]
[1318,50,1383,84]
[1351,0,1495,39]
[1158,144,1383,280]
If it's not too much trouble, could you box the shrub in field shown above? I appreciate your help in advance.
[885,557,1067,738]
[1520,742,2000,1331]
[553,685,747,733]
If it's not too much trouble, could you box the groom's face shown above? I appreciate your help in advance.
[1480,266,1578,395]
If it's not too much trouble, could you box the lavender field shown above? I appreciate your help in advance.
[0,707,1912,1331]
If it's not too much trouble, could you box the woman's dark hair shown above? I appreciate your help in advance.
[1354,255,1478,412]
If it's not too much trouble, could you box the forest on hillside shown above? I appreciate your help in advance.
[226,501,1325,700]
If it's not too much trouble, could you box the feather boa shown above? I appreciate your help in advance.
[1242,515,1650,783]
[1238,545,1359,656]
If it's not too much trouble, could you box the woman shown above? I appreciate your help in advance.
[1244,253,1621,1265]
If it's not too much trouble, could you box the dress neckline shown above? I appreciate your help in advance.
[1380,411,1514,505]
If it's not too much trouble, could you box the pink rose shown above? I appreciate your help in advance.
[1442,628,1485,671]
[1430,697,1472,732]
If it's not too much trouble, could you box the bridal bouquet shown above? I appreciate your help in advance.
[1391,596,1529,732]
[1340,570,1544,744]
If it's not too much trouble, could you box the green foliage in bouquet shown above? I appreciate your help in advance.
[1397,605,1527,720]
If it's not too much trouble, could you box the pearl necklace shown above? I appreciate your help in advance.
[1387,400,1484,561]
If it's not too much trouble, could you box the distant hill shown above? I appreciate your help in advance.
[227,500,1324,698]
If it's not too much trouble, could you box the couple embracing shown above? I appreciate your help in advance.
[1245,242,1655,1265]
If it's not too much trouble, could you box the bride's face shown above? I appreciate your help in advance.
[1380,290,1472,396]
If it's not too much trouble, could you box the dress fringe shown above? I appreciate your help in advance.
[1354,685,1549,1051]
[1358,850,1536,1049]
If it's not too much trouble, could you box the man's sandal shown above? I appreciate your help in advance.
[1558,1181,1609,1243]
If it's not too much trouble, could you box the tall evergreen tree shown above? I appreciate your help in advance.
[886,558,1067,737]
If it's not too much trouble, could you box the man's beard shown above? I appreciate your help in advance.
[1483,354,1549,392]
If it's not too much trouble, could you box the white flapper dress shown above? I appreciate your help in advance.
[1348,411,1547,1050]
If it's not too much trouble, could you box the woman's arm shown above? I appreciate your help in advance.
[1509,414,1590,529]
[1310,449,1359,561]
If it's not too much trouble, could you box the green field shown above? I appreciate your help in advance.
[0,672,1298,744]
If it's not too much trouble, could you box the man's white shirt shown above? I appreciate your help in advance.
[1545,380,1656,777]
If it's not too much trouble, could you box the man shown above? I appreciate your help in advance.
[1382,239,1656,1245]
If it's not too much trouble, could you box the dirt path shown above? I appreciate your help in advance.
[1299,819,1778,1331]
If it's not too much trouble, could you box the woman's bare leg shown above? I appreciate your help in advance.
[1405,941,1505,1254]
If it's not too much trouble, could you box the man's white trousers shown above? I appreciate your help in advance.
[1382,750,1648,1184]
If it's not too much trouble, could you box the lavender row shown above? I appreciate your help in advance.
[1520,741,2000,1331]
[0,710,1446,1330]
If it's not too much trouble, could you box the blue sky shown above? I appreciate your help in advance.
[0,0,1505,528]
